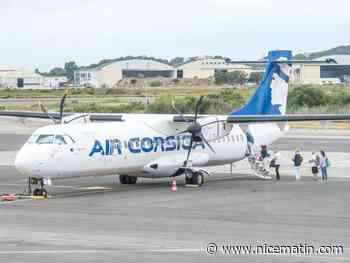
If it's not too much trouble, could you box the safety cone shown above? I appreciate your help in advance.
[171,179,177,192]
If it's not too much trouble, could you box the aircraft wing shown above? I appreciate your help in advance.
[0,110,61,119]
[0,110,124,122]
[226,114,350,123]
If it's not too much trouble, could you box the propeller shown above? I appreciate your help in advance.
[59,90,69,124]
[173,96,216,167]
[38,90,69,124]
[38,101,58,124]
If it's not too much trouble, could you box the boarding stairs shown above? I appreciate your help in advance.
[247,155,272,180]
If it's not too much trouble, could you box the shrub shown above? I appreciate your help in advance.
[150,81,162,87]
[288,86,332,108]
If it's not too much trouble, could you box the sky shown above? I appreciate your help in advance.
[1,0,350,71]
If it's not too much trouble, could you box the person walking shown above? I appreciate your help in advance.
[292,150,303,180]
[260,145,269,169]
[309,152,320,181]
[270,150,281,180]
[319,150,329,181]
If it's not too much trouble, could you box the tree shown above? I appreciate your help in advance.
[248,71,263,84]
[169,57,185,66]
[64,61,79,80]
[48,67,67,76]
[215,70,247,85]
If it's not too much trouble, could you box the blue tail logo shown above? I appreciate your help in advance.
[231,50,292,116]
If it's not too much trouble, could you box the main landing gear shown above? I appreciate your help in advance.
[119,175,138,185]
[27,177,48,198]
[184,170,205,187]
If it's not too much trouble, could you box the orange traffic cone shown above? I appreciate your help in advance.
[171,179,177,192]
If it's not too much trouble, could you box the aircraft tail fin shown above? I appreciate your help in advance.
[231,50,292,116]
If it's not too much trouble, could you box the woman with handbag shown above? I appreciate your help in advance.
[319,150,330,181]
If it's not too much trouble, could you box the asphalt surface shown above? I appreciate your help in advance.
[0,131,350,262]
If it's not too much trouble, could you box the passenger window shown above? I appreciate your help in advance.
[54,135,67,145]
[36,135,54,144]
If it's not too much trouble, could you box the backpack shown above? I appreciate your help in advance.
[294,154,303,166]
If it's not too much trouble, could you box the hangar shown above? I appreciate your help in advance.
[0,69,43,89]
[293,55,350,84]
[176,57,252,79]
[74,59,176,88]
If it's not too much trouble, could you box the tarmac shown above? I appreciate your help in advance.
[0,117,349,262]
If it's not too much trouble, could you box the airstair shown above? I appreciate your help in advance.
[247,155,272,180]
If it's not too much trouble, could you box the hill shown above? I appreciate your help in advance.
[295,45,350,59]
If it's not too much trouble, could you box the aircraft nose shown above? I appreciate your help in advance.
[15,147,35,176]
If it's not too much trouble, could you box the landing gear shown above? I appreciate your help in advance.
[119,175,138,185]
[185,171,204,187]
[27,177,48,198]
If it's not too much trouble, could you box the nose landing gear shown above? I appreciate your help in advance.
[27,177,48,198]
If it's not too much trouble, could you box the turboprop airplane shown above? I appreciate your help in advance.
[1,50,349,197]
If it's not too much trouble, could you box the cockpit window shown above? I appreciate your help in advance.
[54,135,67,145]
[36,134,55,144]
[27,135,39,144]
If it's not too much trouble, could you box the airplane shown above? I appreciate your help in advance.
[1,50,350,197]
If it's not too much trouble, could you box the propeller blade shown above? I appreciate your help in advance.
[198,133,216,153]
[38,101,58,124]
[59,90,69,123]
[194,96,204,123]
[175,129,189,136]
[171,98,191,123]
[184,135,194,167]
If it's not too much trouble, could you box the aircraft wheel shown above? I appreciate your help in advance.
[185,170,194,184]
[192,172,204,187]
[119,175,129,184]
[128,176,138,184]
[33,188,41,196]
[33,188,48,197]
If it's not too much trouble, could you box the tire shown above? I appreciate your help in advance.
[185,175,193,185]
[192,172,204,187]
[128,176,138,184]
[41,189,48,198]
[33,188,41,196]
[119,175,129,184]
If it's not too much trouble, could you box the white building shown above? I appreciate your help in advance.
[0,69,43,89]
[176,58,252,79]
[74,59,176,88]
[293,55,350,84]
[43,76,68,89]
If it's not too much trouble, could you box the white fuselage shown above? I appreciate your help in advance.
[14,114,287,180]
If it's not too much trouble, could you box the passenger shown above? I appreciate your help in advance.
[246,132,254,156]
[260,145,269,169]
[309,152,320,181]
[319,150,330,181]
[270,150,281,180]
[292,150,303,180]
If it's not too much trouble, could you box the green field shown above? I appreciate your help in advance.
[1,85,350,115]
